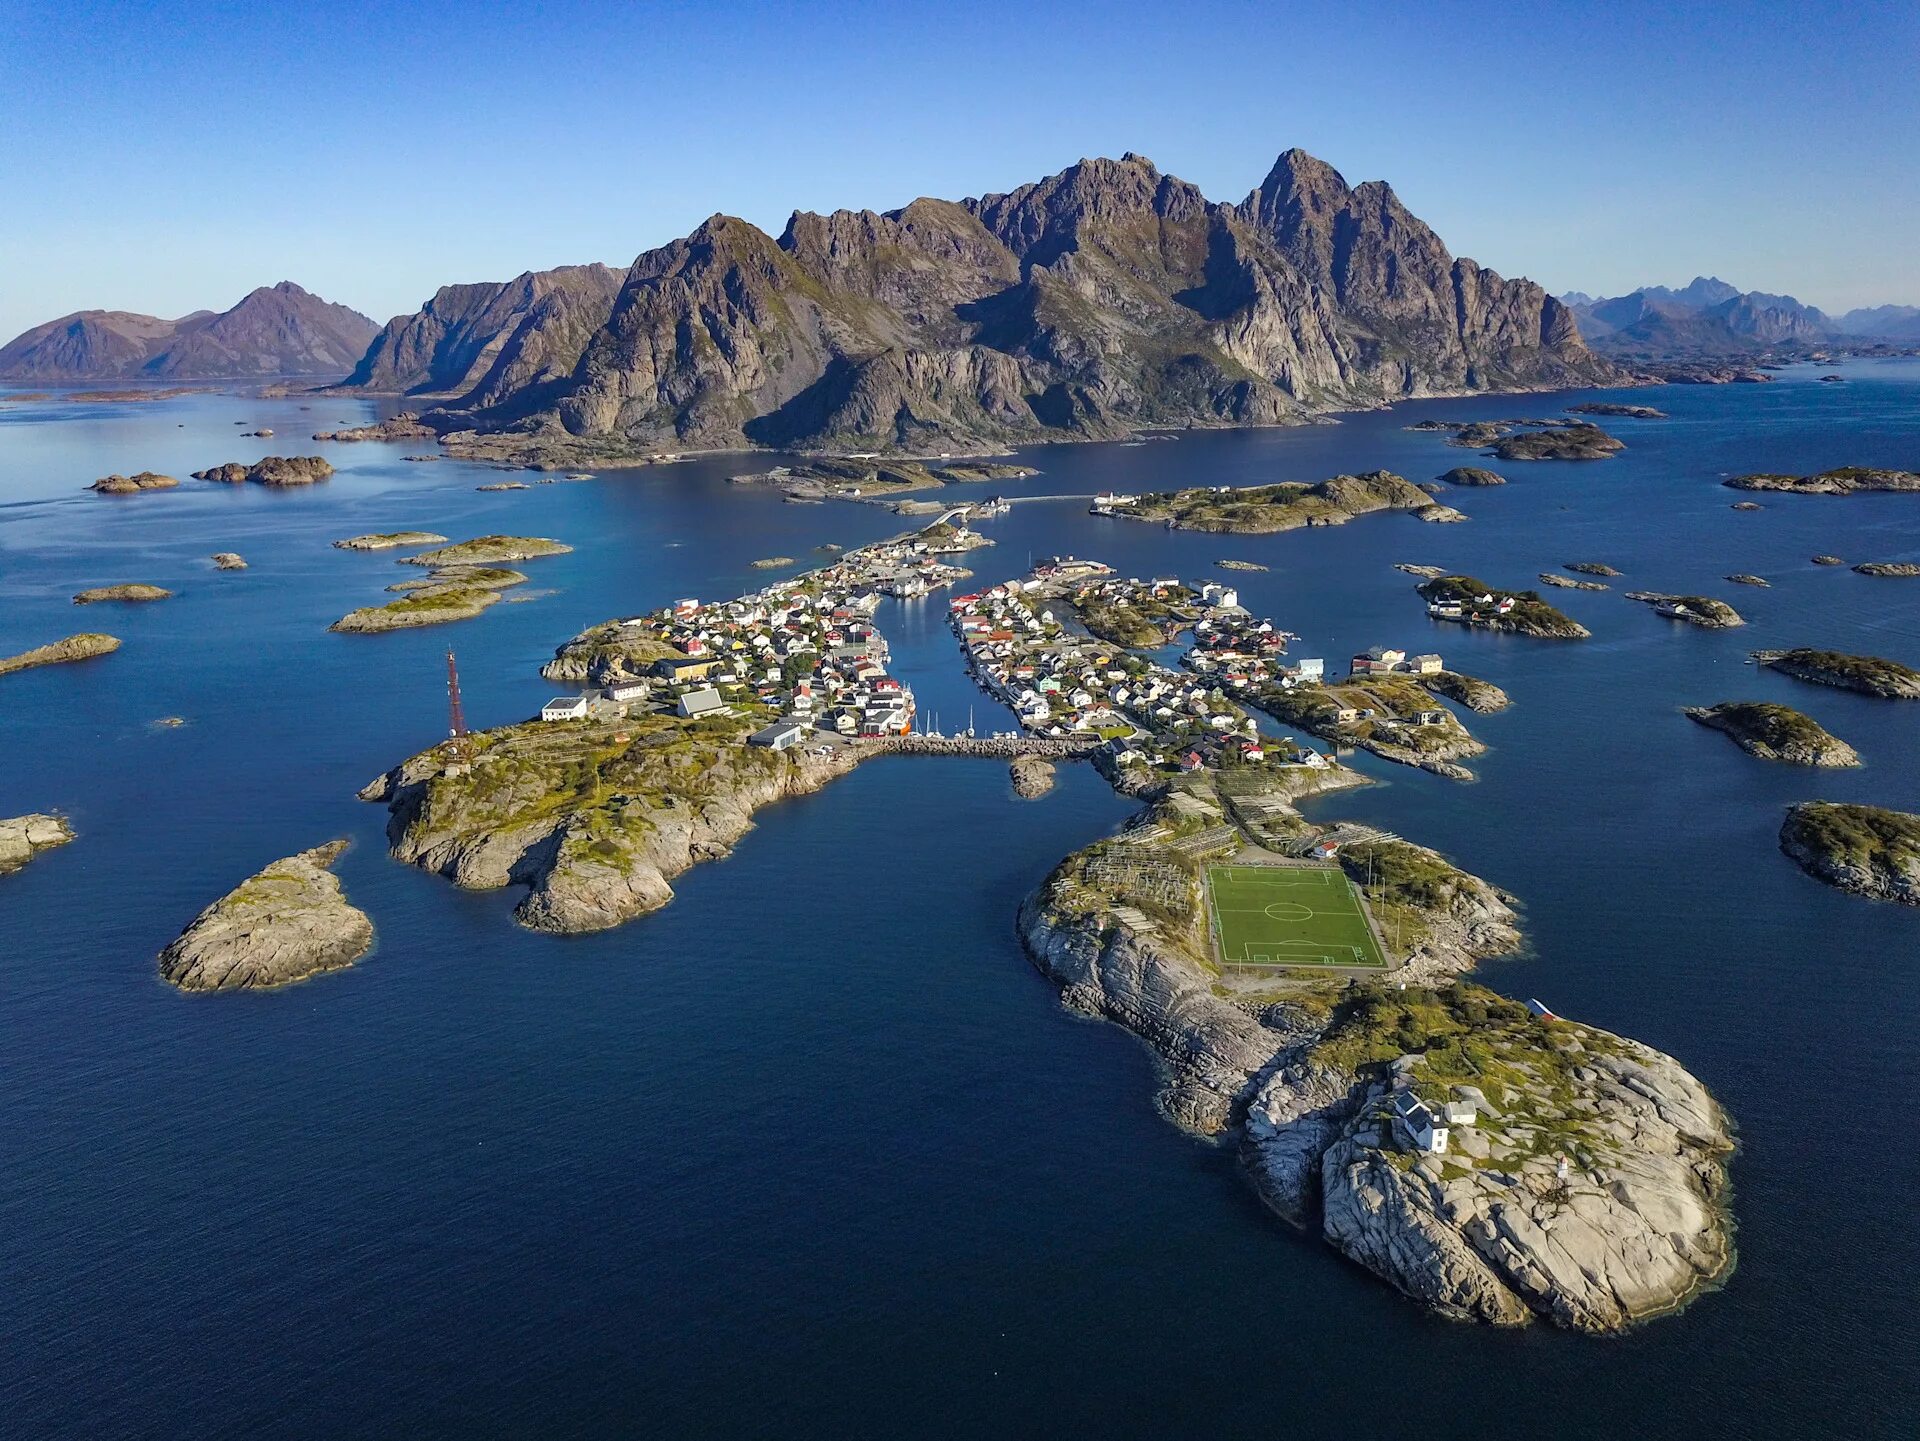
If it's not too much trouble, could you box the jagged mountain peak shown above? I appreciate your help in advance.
[342,146,1614,457]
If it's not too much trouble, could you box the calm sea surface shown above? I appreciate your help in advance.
[2,366,1917,1438]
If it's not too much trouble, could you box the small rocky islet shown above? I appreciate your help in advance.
[1624,592,1744,628]
[1683,702,1859,766]
[72,583,170,605]
[1724,466,1920,496]
[1119,470,1459,533]
[1413,418,1625,461]
[158,840,374,991]
[1415,575,1591,638]
[1779,802,1920,906]
[87,470,178,494]
[1436,466,1505,487]
[211,552,248,570]
[331,536,572,632]
[0,814,75,876]
[0,632,121,676]
[1752,648,1920,699]
[192,455,335,486]
[1853,561,1920,578]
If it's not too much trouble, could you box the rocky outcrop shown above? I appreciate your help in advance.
[0,282,376,381]
[211,552,248,570]
[394,149,1612,460]
[1726,467,1920,495]
[330,586,503,633]
[1488,423,1623,461]
[1625,592,1744,628]
[1854,562,1920,578]
[1540,572,1606,591]
[0,632,120,676]
[1125,469,1437,533]
[1437,466,1505,486]
[157,840,374,990]
[1779,802,1920,905]
[1684,701,1859,766]
[333,531,448,551]
[1565,561,1622,577]
[1253,1013,1734,1332]
[311,414,437,442]
[1418,670,1510,713]
[1010,756,1056,798]
[88,471,179,494]
[1753,648,1920,699]
[362,714,866,933]
[73,584,170,605]
[399,535,571,567]
[0,814,75,875]
[192,455,335,486]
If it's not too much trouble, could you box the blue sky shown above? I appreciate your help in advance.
[2,0,1916,335]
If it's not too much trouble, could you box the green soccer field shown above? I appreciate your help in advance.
[1205,863,1389,969]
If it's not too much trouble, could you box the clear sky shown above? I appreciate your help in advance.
[3,0,1916,337]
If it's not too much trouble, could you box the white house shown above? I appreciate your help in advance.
[604,677,650,702]
[1392,1091,1449,1154]
[541,696,589,722]
[677,687,726,719]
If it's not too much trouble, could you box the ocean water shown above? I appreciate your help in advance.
[1,366,1917,1438]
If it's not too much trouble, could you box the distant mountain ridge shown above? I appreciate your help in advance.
[1560,276,1835,357]
[1837,304,1920,341]
[0,282,378,381]
[343,147,1616,459]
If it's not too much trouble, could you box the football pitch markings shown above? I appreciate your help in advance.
[1206,864,1388,970]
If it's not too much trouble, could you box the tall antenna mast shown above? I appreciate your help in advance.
[446,648,468,744]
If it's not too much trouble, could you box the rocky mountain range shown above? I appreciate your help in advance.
[341,148,1616,460]
[1562,275,1920,356]
[0,282,377,381]
[1562,276,1834,357]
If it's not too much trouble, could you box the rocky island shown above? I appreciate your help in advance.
[400,535,572,567]
[1752,648,1920,698]
[0,814,75,876]
[192,455,335,486]
[88,470,178,494]
[334,531,448,551]
[1255,674,1485,780]
[1565,562,1622,577]
[1420,419,1626,461]
[1725,466,1920,495]
[211,552,248,570]
[1417,575,1590,638]
[73,583,171,605]
[1853,562,1920,578]
[1118,470,1452,533]
[1017,762,1733,1332]
[1567,402,1666,418]
[1779,802,1920,906]
[0,632,120,676]
[158,840,374,990]
[1436,466,1505,486]
[1683,702,1859,766]
[744,457,1038,499]
[1539,572,1607,591]
[1625,592,1745,628]
[1725,573,1769,587]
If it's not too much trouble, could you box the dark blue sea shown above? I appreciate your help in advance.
[2,366,1917,1438]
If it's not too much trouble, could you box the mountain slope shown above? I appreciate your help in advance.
[0,282,377,380]
[343,263,624,405]
[408,148,1614,460]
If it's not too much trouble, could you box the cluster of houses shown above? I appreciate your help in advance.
[948,570,1332,773]
[1427,589,1518,626]
[538,530,980,743]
